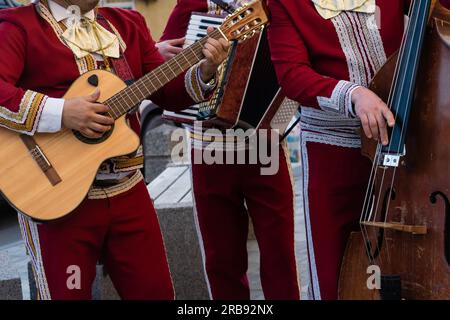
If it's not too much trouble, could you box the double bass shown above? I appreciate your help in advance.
[339,0,450,299]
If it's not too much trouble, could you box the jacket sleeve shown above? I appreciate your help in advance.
[267,0,360,118]
[0,21,48,135]
[136,11,210,111]
[160,0,208,41]
[439,0,450,9]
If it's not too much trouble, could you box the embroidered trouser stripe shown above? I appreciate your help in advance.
[191,145,301,299]
[300,130,371,300]
[18,213,52,300]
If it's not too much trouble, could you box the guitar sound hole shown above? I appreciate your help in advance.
[73,123,114,144]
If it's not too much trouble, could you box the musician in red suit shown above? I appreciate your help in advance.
[160,0,301,300]
[268,0,450,300]
[0,0,229,299]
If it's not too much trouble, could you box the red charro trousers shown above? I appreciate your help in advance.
[18,180,174,300]
[191,144,301,300]
[301,141,371,300]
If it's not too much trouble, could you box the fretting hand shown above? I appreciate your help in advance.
[199,26,230,83]
[156,37,185,61]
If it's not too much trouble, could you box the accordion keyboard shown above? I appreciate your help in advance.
[162,13,225,124]
[184,13,225,48]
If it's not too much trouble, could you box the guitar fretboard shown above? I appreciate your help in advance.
[105,28,223,119]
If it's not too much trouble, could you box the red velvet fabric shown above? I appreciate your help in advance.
[0,4,188,300]
[192,146,300,300]
[267,0,407,109]
[440,0,450,9]
[37,182,174,300]
[0,5,195,117]
[163,0,300,300]
[267,0,420,300]
[304,143,371,300]
[160,0,208,41]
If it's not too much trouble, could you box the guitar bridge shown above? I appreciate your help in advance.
[30,145,51,172]
[21,135,62,186]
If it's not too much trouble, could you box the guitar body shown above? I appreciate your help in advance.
[0,0,271,221]
[0,70,140,221]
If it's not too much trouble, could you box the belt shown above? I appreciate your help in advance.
[93,172,135,188]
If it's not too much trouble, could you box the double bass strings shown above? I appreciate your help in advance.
[360,0,430,267]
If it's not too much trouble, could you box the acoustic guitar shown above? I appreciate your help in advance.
[0,0,269,220]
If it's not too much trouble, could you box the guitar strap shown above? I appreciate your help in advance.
[96,14,136,86]
[95,14,142,163]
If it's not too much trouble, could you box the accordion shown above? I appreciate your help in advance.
[162,12,299,134]
[162,13,224,123]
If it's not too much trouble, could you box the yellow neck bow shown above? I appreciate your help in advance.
[62,15,120,59]
[311,0,376,19]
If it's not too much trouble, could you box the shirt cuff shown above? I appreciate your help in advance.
[184,63,217,103]
[36,98,64,133]
[317,81,361,118]
[197,64,217,92]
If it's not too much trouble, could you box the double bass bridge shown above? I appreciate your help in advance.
[361,221,427,235]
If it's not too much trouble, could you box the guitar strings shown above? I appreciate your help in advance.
[0,15,259,176]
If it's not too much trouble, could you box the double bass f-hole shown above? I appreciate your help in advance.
[430,191,450,266]
[339,1,450,300]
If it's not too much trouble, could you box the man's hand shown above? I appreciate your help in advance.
[62,90,114,139]
[352,86,395,146]
[156,37,185,61]
[199,27,230,83]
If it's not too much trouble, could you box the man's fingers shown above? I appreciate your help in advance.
[88,122,112,133]
[376,112,389,145]
[368,113,379,142]
[86,89,100,102]
[91,103,109,113]
[168,46,183,55]
[82,128,103,139]
[202,48,214,61]
[92,113,114,125]
[218,38,230,51]
[382,106,396,127]
[204,42,220,58]
[360,114,372,139]
[206,37,221,48]
[209,38,228,55]
[164,53,177,59]
[168,37,185,46]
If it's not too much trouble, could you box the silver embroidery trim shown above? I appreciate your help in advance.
[300,132,321,300]
[330,12,387,87]
[18,213,52,300]
[317,80,360,116]
[299,128,361,300]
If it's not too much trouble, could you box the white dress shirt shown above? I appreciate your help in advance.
[37,0,98,133]
[38,0,213,133]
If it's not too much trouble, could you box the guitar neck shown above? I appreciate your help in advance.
[106,29,223,119]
